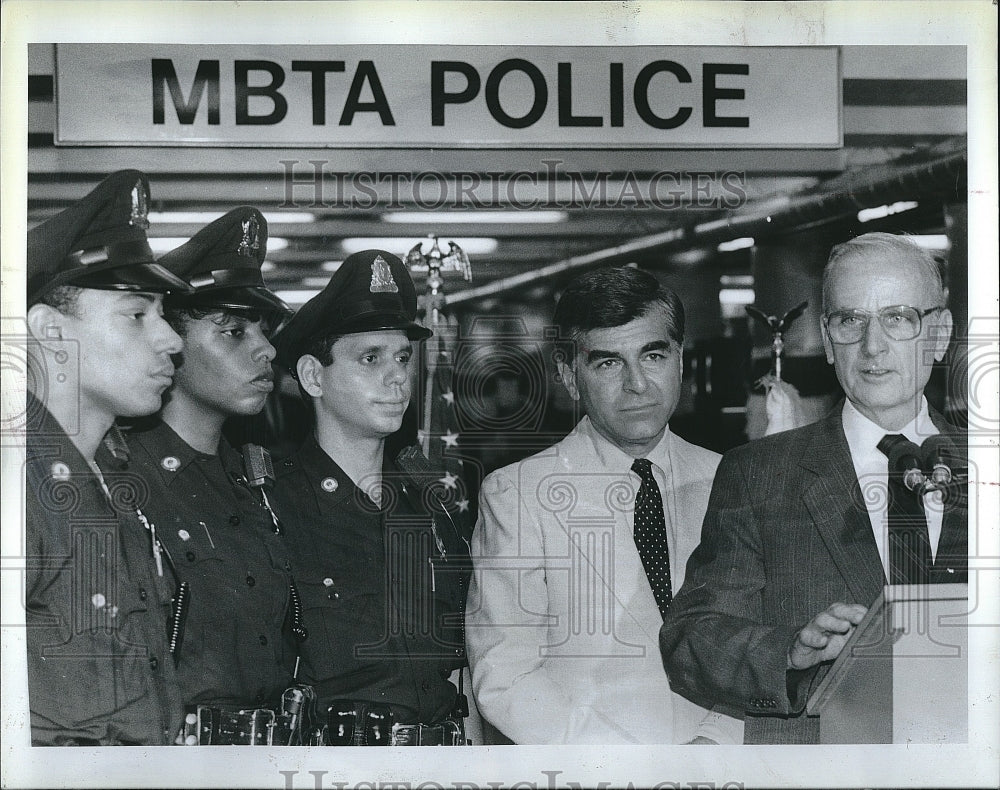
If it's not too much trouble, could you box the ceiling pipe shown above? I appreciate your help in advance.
[449,146,967,305]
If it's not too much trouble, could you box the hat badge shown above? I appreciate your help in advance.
[369,255,399,294]
[238,215,261,258]
[129,179,150,230]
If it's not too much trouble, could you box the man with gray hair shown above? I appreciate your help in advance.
[661,232,968,744]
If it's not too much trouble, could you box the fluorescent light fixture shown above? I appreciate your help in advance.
[275,289,321,305]
[717,237,755,253]
[302,276,334,288]
[148,237,289,253]
[857,201,919,223]
[147,237,191,253]
[320,261,344,272]
[260,261,276,273]
[383,210,567,224]
[340,237,499,255]
[719,288,756,306]
[720,274,754,287]
[148,211,315,224]
[261,212,316,225]
[908,234,950,250]
[670,249,711,265]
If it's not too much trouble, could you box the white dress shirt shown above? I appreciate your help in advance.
[841,398,945,576]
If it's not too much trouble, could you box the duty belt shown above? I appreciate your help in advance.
[181,685,317,746]
[312,699,465,746]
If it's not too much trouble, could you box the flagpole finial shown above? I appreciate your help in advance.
[746,300,808,383]
[407,235,473,327]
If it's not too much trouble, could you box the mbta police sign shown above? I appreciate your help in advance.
[54,44,840,148]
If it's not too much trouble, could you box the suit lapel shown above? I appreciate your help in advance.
[928,410,969,576]
[799,410,886,604]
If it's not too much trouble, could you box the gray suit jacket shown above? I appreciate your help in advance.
[660,403,967,744]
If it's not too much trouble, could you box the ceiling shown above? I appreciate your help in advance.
[26,44,967,308]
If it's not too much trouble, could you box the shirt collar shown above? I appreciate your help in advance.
[127,419,226,485]
[579,415,674,475]
[297,433,356,509]
[842,396,938,457]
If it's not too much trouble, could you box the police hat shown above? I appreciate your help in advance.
[274,249,431,373]
[158,206,291,318]
[27,170,192,306]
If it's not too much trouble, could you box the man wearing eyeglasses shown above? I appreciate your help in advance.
[660,232,967,744]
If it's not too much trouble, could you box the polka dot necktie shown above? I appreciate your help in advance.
[631,458,673,619]
[877,434,931,585]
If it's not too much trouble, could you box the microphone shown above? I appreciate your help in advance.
[395,444,440,488]
[395,444,473,551]
[920,435,957,486]
[242,443,276,488]
[242,443,282,533]
[877,434,926,492]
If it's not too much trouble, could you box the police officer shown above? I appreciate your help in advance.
[24,170,191,745]
[125,208,305,744]
[271,250,470,746]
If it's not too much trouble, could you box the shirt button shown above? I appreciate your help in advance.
[138,588,148,601]
[246,575,256,587]
[259,635,268,646]
[149,656,159,671]
[186,551,196,562]
[421,679,431,692]
[229,515,241,526]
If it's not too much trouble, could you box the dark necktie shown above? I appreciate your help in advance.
[631,458,672,619]
[877,434,931,585]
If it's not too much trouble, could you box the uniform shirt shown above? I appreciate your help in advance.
[271,434,466,724]
[841,397,946,574]
[24,393,180,745]
[127,420,295,708]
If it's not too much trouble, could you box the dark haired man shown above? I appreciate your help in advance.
[661,233,967,743]
[270,250,470,746]
[465,266,742,744]
[124,208,303,744]
[24,170,190,744]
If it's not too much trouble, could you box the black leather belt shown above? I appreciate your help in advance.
[390,720,464,746]
[180,691,465,746]
[315,699,465,746]
[182,686,317,745]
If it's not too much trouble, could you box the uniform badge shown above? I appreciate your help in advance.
[50,462,71,481]
[129,179,150,230]
[161,456,181,472]
[320,477,339,492]
[238,215,261,258]
[369,255,399,294]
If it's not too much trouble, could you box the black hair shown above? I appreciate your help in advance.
[37,285,82,316]
[301,330,345,368]
[165,304,267,337]
[553,266,685,362]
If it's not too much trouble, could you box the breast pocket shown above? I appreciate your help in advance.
[297,576,385,678]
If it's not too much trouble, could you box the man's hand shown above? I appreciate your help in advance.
[787,603,868,670]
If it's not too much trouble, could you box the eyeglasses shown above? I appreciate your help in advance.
[824,305,944,344]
